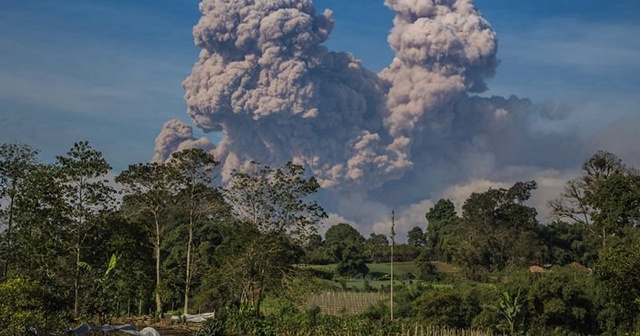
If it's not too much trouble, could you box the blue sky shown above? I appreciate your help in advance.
[1,0,639,171]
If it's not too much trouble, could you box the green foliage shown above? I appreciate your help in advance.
[0,143,39,279]
[425,199,459,262]
[0,278,66,336]
[7,142,640,335]
[196,303,403,336]
[407,226,425,247]
[595,232,640,334]
[324,223,369,277]
[550,150,640,249]
[413,252,439,281]
[301,233,331,264]
[501,267,597,335]
[214,222,308,311]
[397,282,489,329]
[77,253,125,322]
[451,181,543,278]
[220,162,326,311]
[100,211,155,316]
[498,291,521,336]
[537,220,598,267]
[166,148,224,314]
[226,161,326,240]
[56,141,116,316]
[413,289,468,327]
[364,233,388,263]
[195,309,231,336]
[117,161,180,317]
[588,170,640,247]
[335,251,369,278]
[11,163,68,280]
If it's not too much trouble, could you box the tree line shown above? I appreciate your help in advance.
[1,141,640,335]
[0,141,325,333]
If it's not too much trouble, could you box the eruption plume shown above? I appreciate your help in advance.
[167,0,414,187]
[155,0,583,233]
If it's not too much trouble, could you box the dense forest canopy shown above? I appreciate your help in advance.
[1,141,640,335]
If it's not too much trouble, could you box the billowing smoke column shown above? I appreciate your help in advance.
[153,119,214,163]
[155,0,414,188]
[382,0,498,138]
[155,0,583,226]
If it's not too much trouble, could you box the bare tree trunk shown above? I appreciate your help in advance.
[74,245,81,317]
[183,214,194,315]
[3,192,15,279]
[154,214,163,318]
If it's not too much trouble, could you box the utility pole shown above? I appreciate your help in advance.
[390,210,395,321]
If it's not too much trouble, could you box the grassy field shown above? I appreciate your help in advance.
[301,261,460,291]
[305,261,422,277]
[367,261,419,276]
[430,261,459,273]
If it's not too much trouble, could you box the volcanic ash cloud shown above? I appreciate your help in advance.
[155,0,581,202]
[158,0,414,188]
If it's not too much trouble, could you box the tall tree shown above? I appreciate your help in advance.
[116,162,177,318]
[12,163,68,286]
[0,143,39,279]
[365,233,389,263]
[56,141,115,317]
[425,199,460,262]
[100,211,155,318]
[454,181,541,277]
[225,161,326,311]
[594,232,640,334]
[167,148,221,315]
[324,223,368,276]
[226,162,326,240]
[407,226,426,247]
[549,151,640,248]
[324,223,365,256]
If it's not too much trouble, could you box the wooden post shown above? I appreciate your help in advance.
[391,210,395,321]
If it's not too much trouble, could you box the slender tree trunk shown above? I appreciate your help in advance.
[183,214,194,315]
[74,245,81,317]
[154,214,163,318]
[3,191,15,279]
[74,185,85,318]
[255,283,264,317]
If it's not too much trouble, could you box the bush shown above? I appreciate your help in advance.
[502,267,597,335]
[196,313,227,336]
[414,252,441,281]
[0,278,66,336]
[412,289,467,328]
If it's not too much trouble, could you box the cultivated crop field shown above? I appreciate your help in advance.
[302,291,390,315]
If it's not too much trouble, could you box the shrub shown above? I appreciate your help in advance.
[0,278,66,336]
[413,289,467,328]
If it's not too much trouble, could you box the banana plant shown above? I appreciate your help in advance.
[499,290,521,336]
